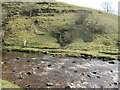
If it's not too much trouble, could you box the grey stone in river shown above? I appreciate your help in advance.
[12,70,16,73]
[37,66,40,69]
[113,82,118,85]
[16,57,20,60]
[87,75,91,78]
[92,72,97,74]
[72,61,76,63]
[27,72,32,75]
[108,61,115,64]
[26,85,31,88]
[74,71,78,73]
[27,60,30,62]
[48,64,52,67]
[96,76,101,78]
[65,85,71,89]
[46,83,53,86]
[18,76,24,79]
[110,70,113,72]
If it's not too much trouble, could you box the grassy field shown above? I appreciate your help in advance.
[2,1,119,60]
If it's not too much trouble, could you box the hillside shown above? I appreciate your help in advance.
[2,1,119,59]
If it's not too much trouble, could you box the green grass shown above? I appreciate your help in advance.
[3,46,118,60]
[2,1,118,60]
[0,79,23,89]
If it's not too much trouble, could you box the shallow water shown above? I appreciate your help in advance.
[2,51,119,88]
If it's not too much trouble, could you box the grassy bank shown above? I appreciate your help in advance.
[0,79,23,89]
[3,46,118,60]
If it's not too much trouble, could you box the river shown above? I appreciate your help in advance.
[2,51,119,88]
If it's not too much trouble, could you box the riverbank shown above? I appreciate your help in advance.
[0,79,23,89]
[3,46,118,60]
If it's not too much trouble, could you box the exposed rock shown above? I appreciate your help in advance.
[48,64,52,67]
[110,70,113,72]
[74,71,78,73]
[27,72,32,75]
[92,72,97,74]
[96,76,101,78]
[26,85,31,88]
[108,61,115,64]
[72,61,76,63]
[16,57,20,60]
[46,83,53,86]
[65,85,71,89]
[12,70,16,72]
[18,76,24,79]
[27,60,30,62]
[114,82,118,85]
[87,75,91,78]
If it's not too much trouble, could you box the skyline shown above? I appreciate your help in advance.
[56,0,119,14]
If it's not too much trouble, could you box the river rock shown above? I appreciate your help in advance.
[16,57,20,60]
[92,72,97,74]
[48,64,52,67]
[27,72,32,75]
[72,61,76,63]
[46,83,53,86]
[108,61,115,64]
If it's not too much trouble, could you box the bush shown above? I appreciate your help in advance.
[51,29,73,47]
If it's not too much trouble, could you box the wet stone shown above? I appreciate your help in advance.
[114,82,118,85]
[74,71,78,73]
[27,72,32,75]
[37,67,40,69]
[48,64,52,67]
[27,60,30,62]
[92,72,97,74]
[108,61,115,64]
[46,83,53,86]
[72,61,76,63]
[18,76,24,79]
[12,70,16,73]
[26,85,31,88]
[87,75,91,78]
[12,80,16,84]
[96,76,101,78]
[81,73,84,76]
[61,66,65,69]
[110,70,113,72]
[16,57,20,60]
[3,62,7,64]
[65,85,71,89]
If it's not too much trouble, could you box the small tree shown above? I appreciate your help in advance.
[51,29,73,47]
[101,2,114,13]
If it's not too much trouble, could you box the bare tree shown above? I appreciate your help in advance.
[101,2,114,13]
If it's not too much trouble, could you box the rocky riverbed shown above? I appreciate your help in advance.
[2,51,119,88]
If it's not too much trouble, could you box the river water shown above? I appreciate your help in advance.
[2,51,119,88]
